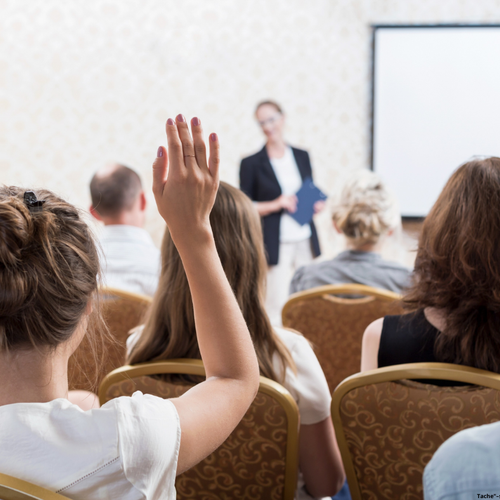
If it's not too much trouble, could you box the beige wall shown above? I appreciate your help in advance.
[2,0,500,260]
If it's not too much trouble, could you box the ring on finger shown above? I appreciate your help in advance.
[184,155,196,158]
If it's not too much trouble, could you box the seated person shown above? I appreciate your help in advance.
[127,181,346,500]
[423,420,500,499]
[0,116,260,497]
[361,157,500,373]
[90,163,160,296]
[290,170,411,295]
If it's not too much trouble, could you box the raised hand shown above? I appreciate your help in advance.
[152,115,220,246]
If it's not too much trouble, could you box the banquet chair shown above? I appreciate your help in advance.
[0,473,70,500]
[331,362,500,500]
[99,359,300,500]
[282,284,402,392]
[68,286,152,392]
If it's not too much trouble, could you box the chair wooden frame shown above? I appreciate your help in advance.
[0,473,70,500]
[283,283,401,323]
[99,359,300,500]
[331,362,500,500]
[98,286,152,305]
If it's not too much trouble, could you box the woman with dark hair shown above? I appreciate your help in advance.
[127,181,345,500]
[239,101,324,325]
[0,115,260,498]
[361,157,500,372]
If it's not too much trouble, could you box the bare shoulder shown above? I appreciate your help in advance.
[360,317,385,372]
[364,317,384,339]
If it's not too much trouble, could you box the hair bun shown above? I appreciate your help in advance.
[332,171,400,246]
[0,199,32,267]
[0,199,34,319]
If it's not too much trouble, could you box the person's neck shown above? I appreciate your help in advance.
[266,139,287,159]
[0,347,70,406]
[347,241,380,253]
[102,211,145,228]
[424,307,447,332]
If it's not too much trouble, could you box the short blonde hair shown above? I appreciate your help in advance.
[332,170,400,247]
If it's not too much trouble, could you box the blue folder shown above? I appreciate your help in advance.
[289,177,328,226]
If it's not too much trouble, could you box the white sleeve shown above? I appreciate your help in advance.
[280,331,332,425]
[112,392,181,500]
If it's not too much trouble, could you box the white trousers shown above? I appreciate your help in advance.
[265,239,313,327]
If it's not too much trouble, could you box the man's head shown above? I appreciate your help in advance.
[89,164,146,227]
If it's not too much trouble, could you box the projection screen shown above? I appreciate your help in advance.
[371,25,500,218]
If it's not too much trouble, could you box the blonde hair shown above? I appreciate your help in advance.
[332,170,400,247]
[127,182,294,383]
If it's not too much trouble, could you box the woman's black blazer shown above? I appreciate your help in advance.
[239,145,321,266]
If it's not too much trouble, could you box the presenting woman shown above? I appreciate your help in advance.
[240,101,323,325]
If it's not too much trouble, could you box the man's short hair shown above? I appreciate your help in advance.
[90,164,142,217]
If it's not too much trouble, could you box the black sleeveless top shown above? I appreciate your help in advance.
[378,309,467,386]
[378,309,439,367]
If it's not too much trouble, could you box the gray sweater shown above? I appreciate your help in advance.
[289,250,412,295]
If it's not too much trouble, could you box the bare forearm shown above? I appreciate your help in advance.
[175,230,259,383]
[299,418,345,497]
[255,199,280,217]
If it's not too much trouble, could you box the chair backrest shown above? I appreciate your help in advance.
[331,362,500,500]
[0,473,70,500]
[99,359,300,500]
[68,287,152,392]
[282,284,403,392]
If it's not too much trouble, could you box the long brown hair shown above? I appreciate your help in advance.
[0,186,100,352]
[127,182,294,382]
[405,157,500,372]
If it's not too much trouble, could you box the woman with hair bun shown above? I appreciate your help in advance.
[361,157,500,373]
[290,170,411,295]
[0,116,260,498]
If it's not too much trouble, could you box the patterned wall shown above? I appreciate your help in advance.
[1,0,500,257]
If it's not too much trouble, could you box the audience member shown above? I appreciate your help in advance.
[127,181,345,500]
[0,116,260,497]
[290,170,411,295]
[361,157,500,373]
[90,163,160,296]
[423,420,500,499]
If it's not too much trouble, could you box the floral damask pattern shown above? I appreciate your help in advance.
[104,376,292,500]
[69,293,150,392]
[339,380,500,500]
[283,295,402,392]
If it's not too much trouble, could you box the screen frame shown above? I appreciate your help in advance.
[369,23,500,221]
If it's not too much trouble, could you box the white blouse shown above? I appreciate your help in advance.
[269,147,312,243]
[0,392,180,499]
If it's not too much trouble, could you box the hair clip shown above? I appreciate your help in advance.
[24,191,46,213]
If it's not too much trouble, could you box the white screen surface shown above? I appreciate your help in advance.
[372,26,500,217]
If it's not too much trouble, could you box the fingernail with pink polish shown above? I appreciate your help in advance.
[210,133,218,142]
[176,114,185,123]
[167,118,174,126]
[157,146,163,157]
[192,117,201,126]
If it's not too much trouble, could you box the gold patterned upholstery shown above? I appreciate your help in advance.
[68,287,152,392]
[0,473,71,500]
[331,363,500,500]
[99,359,300,500]
[282,284,403,393]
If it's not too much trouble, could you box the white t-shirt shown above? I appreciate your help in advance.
[99,225,161,297]
[269,147,312,243]
[0,392,181,499]
[127,326,331,500]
